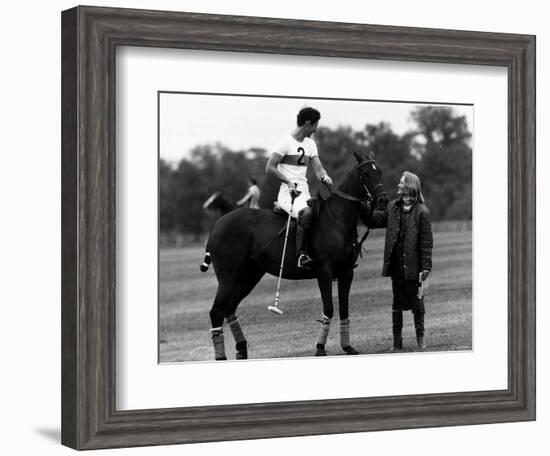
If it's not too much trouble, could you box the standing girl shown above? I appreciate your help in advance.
[370,171,433,350]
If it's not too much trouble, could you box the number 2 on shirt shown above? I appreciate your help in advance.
[297,147,306,166]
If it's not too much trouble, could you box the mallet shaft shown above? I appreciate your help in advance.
[269,185,298,315]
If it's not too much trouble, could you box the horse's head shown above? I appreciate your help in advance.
[203,191,223,211]
[353,150,389,211]
[203,191,236,216]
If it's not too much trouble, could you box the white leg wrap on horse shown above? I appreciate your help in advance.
[226,315,246,344]
[210,327,226,360]
[340,318,351,348]
[200,252,212,272]
[316,315,332,346]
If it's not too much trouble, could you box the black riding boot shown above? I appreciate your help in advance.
[391,310,403,350]
[414,312,426,349]
[296,224,313,268]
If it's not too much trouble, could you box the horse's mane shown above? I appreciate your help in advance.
[336,163,362,194]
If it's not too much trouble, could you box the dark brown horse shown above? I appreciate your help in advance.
[201,150,388,360]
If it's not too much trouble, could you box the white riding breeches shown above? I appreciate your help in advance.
[277,183,311,218]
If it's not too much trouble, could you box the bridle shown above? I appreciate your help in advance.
[324,159,387,258]
[327,159,386,208]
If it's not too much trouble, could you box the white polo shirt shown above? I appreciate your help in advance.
[272,134,318,216]
[272,134,318,186]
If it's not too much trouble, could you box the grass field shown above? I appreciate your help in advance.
[159,229,472,363]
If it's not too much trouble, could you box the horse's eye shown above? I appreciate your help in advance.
[372,164,376,170]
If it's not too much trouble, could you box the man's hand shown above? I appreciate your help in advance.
[321,175,333,186]
[420,270,430,281]
[287,182,301,198]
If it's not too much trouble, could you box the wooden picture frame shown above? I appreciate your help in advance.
[61,5,535,450]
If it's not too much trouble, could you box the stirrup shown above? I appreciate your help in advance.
[297,253,314,268]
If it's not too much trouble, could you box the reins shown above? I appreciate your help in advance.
[325,159,384,207]
[323,197,371,260]
[322,159,384,258]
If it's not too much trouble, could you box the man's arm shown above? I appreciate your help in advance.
[265,153,292,185]
[310,156,332,185]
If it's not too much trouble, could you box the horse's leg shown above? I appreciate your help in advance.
[225,268,265,360]
[209,282,233,361]
[338,269,359,355]
[315,269,334,356]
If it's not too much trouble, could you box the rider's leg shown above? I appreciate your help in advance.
[296,206,314,268]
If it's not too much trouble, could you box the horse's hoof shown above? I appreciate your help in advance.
[215,356,227,361]
[315,344,327,356]
[342,345,359,355]
[236,341,248,360]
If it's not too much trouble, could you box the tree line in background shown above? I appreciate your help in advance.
[160,106,472,240]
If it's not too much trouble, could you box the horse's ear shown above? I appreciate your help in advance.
[352,150,363,163]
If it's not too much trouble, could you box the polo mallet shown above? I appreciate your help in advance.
[268,184,299,315]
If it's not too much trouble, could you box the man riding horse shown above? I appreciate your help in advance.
[265,107,332,268]
[201,141,388,360]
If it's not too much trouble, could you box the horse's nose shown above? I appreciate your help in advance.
[377,195,389,210]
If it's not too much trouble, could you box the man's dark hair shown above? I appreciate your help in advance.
[297,107,321,127]
[249,177,258,185]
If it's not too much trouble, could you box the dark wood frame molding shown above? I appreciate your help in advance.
[61,6,535,450]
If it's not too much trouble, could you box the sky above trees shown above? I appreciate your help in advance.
[159,93,473,164]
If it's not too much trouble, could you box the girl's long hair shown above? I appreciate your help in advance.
[401,171,425,204]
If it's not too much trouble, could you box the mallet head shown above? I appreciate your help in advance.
[267,305,283,315]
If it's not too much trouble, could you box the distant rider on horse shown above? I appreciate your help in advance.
[265,107,333,268]
[236,177,261,209]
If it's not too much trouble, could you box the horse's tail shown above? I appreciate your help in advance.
[199,234,213,273]
[199,249,211,272]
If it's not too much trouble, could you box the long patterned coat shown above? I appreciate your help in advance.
[369,198,433,280]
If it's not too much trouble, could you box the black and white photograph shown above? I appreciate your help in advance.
[158,92,473,363]
[1,0,539,454]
